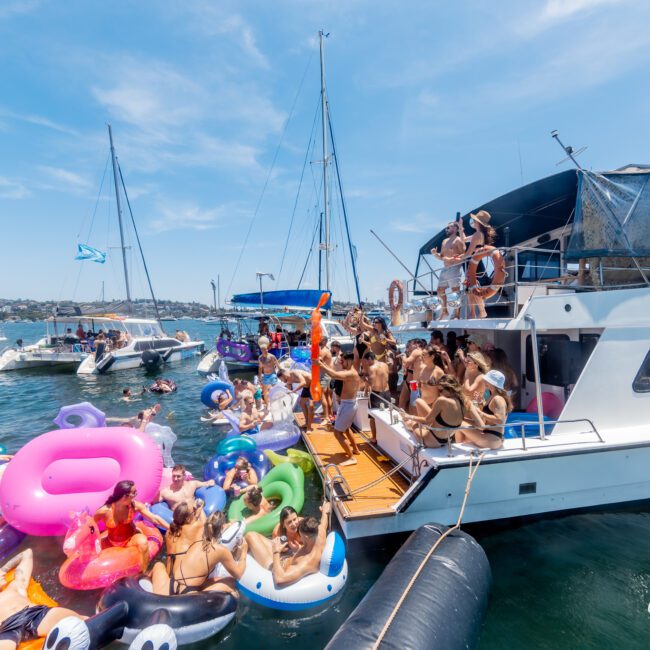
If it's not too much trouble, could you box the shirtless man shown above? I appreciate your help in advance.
[361,351,390,443]
[431,215,466,319]
[233,378,262,410]
[238,391,271,434]
[277,368,313,431]
[399,340,425,413]
[0,549,86,648]
[258,344,280,406]
[159,464,216,511]
[245,502,331,586]
[317,353,361,466]
[318,337,333,423]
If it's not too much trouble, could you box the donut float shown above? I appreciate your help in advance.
[53,402,106,429]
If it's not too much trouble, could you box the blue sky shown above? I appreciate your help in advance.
[1,0,650,305]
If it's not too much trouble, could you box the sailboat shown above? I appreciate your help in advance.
[197,32,356,374]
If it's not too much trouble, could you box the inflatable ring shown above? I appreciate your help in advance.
[238,531,347,611]
[388,279,404,311]
[204,449,270,487]
[148,379,177,393]
[0,427,163,536]
[228,463,304,536]
[201,380,235,408]
[216,338,252,363]
[215,435,257,457]
[53,402,106,429]
[309,292,330,403]
[466,246,506,300]
[60,512,163,591]
[150,485,227,529]
[97,575,238,646]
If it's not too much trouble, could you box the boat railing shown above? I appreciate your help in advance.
[406,245,650,320]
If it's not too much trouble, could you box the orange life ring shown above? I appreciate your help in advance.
[388,280,404,311]
[466,247,506,299]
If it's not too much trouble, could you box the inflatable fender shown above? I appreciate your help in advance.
[0,427,163,536]
[97,576,238,646]
[238,532,347,611]
[201,380,235,408]
[204,449,270,487]
[228,464,304,536]
[53,402,106,429]
[215,435,257,457]
[324,524,491,650]
[144,422,177,468]
[150,485,227,529]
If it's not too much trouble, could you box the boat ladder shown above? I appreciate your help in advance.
[324,463,353,502]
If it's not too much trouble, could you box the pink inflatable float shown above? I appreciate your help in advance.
[0,427,163,536]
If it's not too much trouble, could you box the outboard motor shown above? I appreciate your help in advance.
[141,350,162,370]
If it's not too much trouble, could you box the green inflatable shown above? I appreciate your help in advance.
[228,463,304,536]
[264,448,314,474]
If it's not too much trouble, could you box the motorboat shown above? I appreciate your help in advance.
[303,160,650,539]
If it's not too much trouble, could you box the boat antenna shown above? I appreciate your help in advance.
[107,124,132,313]
[370,229,434,297]
[550,130,587,169]
[117,162,163,324]
[319,29,332,317]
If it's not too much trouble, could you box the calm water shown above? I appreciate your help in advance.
[1,319,649,649]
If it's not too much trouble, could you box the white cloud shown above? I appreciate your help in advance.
[390,211,434,233]
[0,0,40,20]
[39,166,91,191]
[148,200,247,233]
[0,108,77,135]
[0,176,29,199]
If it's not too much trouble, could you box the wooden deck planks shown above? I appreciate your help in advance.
[298,414,410,519]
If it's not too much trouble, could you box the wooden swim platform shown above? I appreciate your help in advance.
[298,414,410,520]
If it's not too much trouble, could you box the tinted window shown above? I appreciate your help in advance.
[633,351,650,393]
[526,334,597,386]
[518,243,561,281]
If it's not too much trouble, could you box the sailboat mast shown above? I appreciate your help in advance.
[319,30,331,316]
[107,124,132,312]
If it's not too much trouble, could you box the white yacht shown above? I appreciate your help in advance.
[76,317,203,374]
[305,160,650,539]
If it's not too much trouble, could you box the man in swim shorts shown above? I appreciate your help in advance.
[277,368,314,431]
[318,337,333,424]
[159,464,216,511]
[361,351,391,443]
[317,353,361,466]
[258,344,280,406]
[431,216,465,319]
[0,549,86,648]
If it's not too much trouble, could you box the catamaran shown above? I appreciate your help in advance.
[303,132,650,538]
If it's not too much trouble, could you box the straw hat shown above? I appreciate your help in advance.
[470,209,492,228]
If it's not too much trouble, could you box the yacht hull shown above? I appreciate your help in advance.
[0,349,86,372]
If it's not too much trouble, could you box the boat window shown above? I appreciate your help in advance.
[525,334,593,386]
[518,242,561,281]
[633,350,650,393]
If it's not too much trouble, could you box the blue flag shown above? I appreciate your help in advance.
[75,243,106,264]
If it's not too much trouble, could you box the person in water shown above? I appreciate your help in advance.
[222,457,259,497]
[239,486,273,524]
[159,464,216,511]
[94,480,169,573]
[0,549,87,648]
[151,511,247,597]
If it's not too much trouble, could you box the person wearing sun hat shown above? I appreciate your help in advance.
[457,369,512,449]
[462,209,497,319]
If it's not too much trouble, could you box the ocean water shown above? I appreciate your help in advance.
[0,319,649,649]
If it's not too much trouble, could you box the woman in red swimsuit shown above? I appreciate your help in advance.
[94,480,169,573]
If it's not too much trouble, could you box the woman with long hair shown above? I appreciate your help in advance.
[457,370,512,450]
[464,210,496,319]
[272,506,303,552]
[457,350,489,408]
[359,316,396,363]
[94,480,169,573]
[414,346,446,416]
[151,511,248,596]
[486,347,519,402]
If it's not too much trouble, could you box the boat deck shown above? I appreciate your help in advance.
[298,414,410,520]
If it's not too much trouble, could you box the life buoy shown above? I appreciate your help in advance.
[466,247,506,299]
[388,280,404,311]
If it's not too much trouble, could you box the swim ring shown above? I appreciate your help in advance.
[204,449,270,487]
[200,380,235,408]
[228,463,304,536]
[0,427,163,536]
[59,511,163,591]
[150,485,227,529]
[216,338,253,363]
[264,448,315,474]
[53,402,106,429]
[97,575,238,646]
[238,531,347,611]
[148,379,177,394]
[215,435,257,457]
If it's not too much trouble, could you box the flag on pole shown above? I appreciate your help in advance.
[75,243,107,264]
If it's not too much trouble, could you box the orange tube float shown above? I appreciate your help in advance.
[310,292,331,402]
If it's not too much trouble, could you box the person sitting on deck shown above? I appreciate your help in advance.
[457,350,490,409]
[0,549,88,648]
[456,370,511,450]
[244,502,331,587]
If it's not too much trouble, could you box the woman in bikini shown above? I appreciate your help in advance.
[94,480,169,573]
[458,350,490,410]
[359,317,396,363]
[403,375,472,448]
[272,506,303,552]
[414,346,446,417]
[151,510,247,596]
[456,370,511,450]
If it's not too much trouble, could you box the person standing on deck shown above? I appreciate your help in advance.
[361,351,390,443]
[318,337,333,424]
[258,343,280,407]
[317,353,361,466]
[430,215,466,319]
